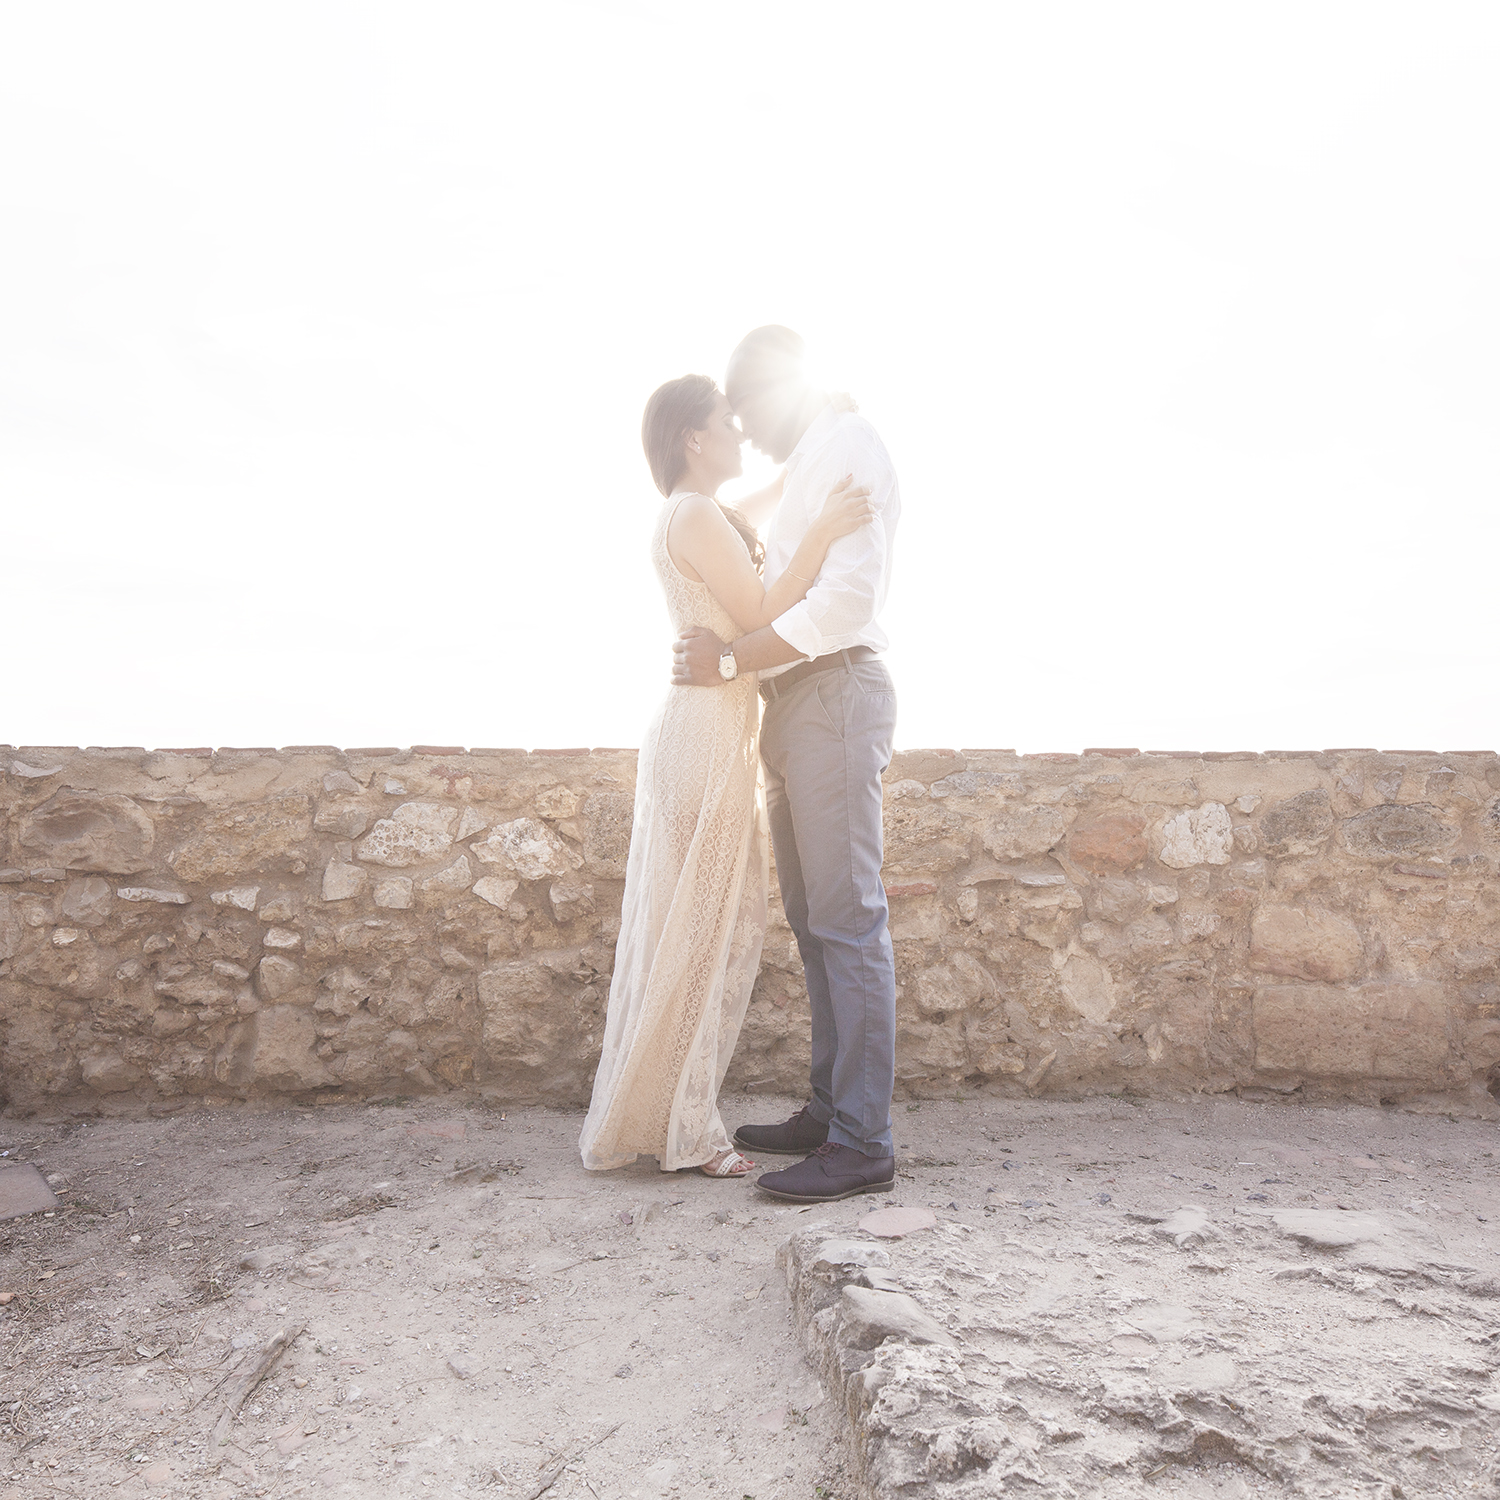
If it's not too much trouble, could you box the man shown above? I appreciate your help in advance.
[671,325,900,1204]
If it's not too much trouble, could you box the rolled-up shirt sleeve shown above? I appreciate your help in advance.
[770,436,896,659]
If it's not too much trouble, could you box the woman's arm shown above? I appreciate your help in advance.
[667,482,872,639]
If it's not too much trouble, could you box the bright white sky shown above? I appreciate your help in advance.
[3,3,1496,754]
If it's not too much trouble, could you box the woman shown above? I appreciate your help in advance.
[579,374,873,1178]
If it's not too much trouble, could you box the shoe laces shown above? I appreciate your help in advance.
[812,1142,843,1158]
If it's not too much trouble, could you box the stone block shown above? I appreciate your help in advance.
[1339,802,1456,859]
[117,886,190,905]
[321,862,367,902]
[0,893,19,962]
[373,877,413,909]
[1085,877,1145,925]
[886,749,965,783]
[1157,803,1232,868]
[548,874,595,920]
[471,817,581,881]
[169,795,313,884]
[1060,952,1116,1021]
[421,855,474,894]
[313,803,371,838]
[982,804,1067,860]
[472,877,518,909]
[1067,812,1147,873]
[1258,790,1335,859]
[247,1006,334,1091]
[454,807,488,840]
[60,877,113,927]
[1249,906,1364,982]
[17,790,155,874]
[1252,982,1453,1082]
[356,802,458,867]
[535,785,583,820]
[930,771,1022,799]
[210,886,260,910]
[914,954,995,1016]
[81,1050,144,1093]
[257,955,303,1001]
[838,1285,954,1349]
[581,792,634,878]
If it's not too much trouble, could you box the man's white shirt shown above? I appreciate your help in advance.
[762,403,900,676]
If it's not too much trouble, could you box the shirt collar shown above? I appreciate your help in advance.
[784,401,840,471]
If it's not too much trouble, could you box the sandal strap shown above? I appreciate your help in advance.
[705,1150,753,1176]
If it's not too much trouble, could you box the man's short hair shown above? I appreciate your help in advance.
[725,325,806,404]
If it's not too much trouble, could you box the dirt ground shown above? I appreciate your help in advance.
[0,1092,1496,1500]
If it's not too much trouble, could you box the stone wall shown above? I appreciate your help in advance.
[2,744,1498,1116]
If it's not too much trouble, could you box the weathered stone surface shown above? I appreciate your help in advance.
[454,807,488,841]
[373,877,413,909]
[1060,952,1116,1020]
[930,771,1022,799]
[81,1050,144,1093]
[0,892,20,962]
[246,1006,334,1091]
[535,785,583,820]
[582,793,634,878]
[472,876,519,909]
[169,795,312,883]
[420,855,473,894]
[1157,801,1232,868]
[321,862,367,901]
[313,803,370,838]
[859,1207,937,1238]
[548,873,594,920]
[838,1285,954,1349]
[1084,876,1144,924]
[1066,812,1146,873]
[1258,789,1335,858]
[471,818,580,881]
[981,804,1067,860]
[60,877,113,927]
[1340,802,1456,859]
[17,790,155,873]
[356,803,457,867]
[1249,905,1364,982]
[1253,982,1453,1082]
[211,886,260,910]
[257,956,304,1002]
[3,746,1496,1110]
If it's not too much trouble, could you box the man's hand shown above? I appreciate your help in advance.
[672,626,729,687]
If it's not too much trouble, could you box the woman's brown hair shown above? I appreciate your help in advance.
[641,374,764,570]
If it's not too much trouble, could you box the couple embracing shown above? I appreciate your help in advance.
[578,326,900,1205]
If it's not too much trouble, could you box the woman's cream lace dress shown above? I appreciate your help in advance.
[579,494,769,1172]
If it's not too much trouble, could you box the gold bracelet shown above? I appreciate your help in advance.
[787,568,814,583]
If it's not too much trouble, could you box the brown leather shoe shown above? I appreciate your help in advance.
[733,1104,829,1156]
[754,1142,895,1203]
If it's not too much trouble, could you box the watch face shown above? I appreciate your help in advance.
[719,652,736,679]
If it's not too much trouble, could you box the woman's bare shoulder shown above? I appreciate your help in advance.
[669,492,732,533]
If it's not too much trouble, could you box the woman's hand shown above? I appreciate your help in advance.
[813,474,876,544]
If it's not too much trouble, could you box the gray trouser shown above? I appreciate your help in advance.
[759,657,897,1157]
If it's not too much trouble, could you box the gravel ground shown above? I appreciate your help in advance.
[0,1091,1495,1499]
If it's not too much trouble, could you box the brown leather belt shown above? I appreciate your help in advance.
[760,645,880,703]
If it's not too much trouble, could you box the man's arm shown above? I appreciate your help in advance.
[671,623,803,687]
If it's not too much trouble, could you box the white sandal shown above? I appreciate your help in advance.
[697,1149,756,1179]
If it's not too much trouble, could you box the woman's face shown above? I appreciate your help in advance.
[688,394,745,486]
